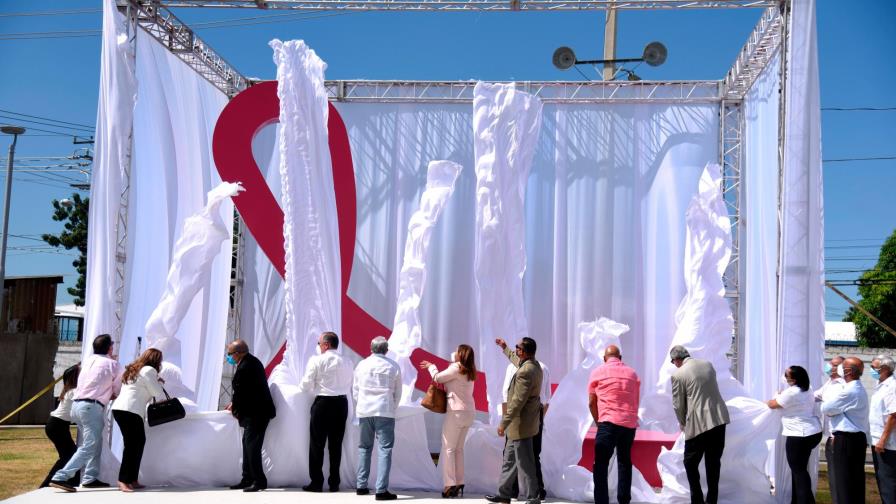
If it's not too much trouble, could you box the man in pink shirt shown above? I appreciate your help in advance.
[50,334,122,492]
[587,345,640,504]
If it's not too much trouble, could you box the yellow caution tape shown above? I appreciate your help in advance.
[0,375,65,425]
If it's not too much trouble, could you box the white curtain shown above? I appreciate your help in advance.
[387,160,463,404]
[118,30,231,411]
[83,0,136,362]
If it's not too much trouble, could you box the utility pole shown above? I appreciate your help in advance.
[602,4,618,81]
[0,125,26,318]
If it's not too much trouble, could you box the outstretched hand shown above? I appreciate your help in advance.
[495,338,507,350]
[419,360,433,370]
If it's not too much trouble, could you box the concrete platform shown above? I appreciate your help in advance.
[4,488,580,504]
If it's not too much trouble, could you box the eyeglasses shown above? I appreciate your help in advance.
[515,345,523,351]
[227,351,236,356]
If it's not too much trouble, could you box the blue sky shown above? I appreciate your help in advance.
[0,1,893,322]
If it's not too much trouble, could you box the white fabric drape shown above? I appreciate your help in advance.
[387,160,463,404]
[472,82,543,425]
[144,182,244,368]
[119,30,231,411]
[83,0,137,362]
[543,318,658,503]
[654,163,780,503]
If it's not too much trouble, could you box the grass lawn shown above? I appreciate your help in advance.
[0,427,884,502]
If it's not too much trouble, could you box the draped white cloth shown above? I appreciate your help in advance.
[655,163,780,503]
[387,160,463,404]
[119,29,231,411]
[472,82,543,425]
[82,0,136,363]
[543,318,658,503]
[144,182,245,366]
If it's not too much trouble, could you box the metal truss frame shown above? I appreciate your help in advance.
[115,0,791,380]
[157,0,776,11]
[219,212,244,408]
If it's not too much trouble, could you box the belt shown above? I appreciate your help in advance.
[832,430,864,436]
[74,398,106,408]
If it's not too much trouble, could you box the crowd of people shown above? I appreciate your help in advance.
[38,333,896,504]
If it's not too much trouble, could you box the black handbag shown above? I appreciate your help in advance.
[147,388,186,427]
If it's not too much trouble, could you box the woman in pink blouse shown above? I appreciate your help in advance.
[420,344,477,499]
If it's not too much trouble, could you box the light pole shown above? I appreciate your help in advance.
[0,125,26,310]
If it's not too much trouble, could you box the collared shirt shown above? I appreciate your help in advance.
[353,354,402,418]
[821,379,871,443]
[74,353,122,406]
[298,349,353,397]
[502,361,552,405]
[586,357,640,429]
[774,385,822,437]
[50,389,75,422]
[815,377,845,438]
[870,375,896,447]
[882,392,896,450]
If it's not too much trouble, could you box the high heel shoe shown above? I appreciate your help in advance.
[453,484,464,498]
[441,486,455,498]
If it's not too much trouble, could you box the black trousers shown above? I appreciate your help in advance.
[824,436,840,504]
[240,417,270,487]
[309,395,348,488]
[830,431,867,504]
[112,410,146,484]
[873,448,896,504]
[785,432,822,504]
[40,416,79,488]
[683,424,726,504]
[593,421,636,504]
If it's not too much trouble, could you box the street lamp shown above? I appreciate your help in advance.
[0,125,26,308]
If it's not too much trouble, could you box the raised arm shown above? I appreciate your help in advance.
[428,363,460,384]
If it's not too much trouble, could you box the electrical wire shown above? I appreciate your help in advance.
[0,114,94,133]
[0,8,101,18]
[0,109,94,130]
[823,156,896,163]
[822,107,896,112]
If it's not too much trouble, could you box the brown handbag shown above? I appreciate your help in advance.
[420,381,447,414]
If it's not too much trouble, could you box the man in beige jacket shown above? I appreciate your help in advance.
[487,337,543,504]
[670,345,730,504]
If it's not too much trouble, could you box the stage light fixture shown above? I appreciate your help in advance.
[552,41,668,73]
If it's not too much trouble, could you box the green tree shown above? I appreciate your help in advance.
[844,228,896,347]
[41,193,89,306]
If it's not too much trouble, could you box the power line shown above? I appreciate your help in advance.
[0,29,101,41]
[189,11,354,29]
[823,156,896,163]
[822,107,896,112]
[0,8,101,18]
[0,109,94,130]
[0,114,94,133]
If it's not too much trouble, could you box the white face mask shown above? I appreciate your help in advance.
[780,374,790,388]
[316,343,323,355]
[837,363,846,379]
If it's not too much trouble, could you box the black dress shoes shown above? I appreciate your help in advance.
[243,484,266,492]
[302,484,323,492]
[356,488,370,495]
[375,491,398,500]
[485,495,511,503]
[229,481,252,490]
[49,481,77,492]
[82,480,110,488]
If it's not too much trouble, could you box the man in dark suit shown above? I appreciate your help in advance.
[226,339,276,492]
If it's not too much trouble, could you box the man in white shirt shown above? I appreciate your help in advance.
[821,357,871,504]
[815,355,845,504]
[298,331,353,493]
[501,358,551,500]
[353,336,402,501]
[870,355,896,504]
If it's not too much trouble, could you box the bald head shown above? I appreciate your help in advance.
[226,339,249,364]
[604,345,621,362]
[843,357,864,382]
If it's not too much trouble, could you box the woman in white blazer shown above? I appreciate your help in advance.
[111,348,165,492]
[420,344,477,499]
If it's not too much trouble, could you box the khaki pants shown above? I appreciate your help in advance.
[441,410,474,486]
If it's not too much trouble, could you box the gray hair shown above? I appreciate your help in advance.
[880,356,896,373]
[669,345,690,361]
[371,336,389,355]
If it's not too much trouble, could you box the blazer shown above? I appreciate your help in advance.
[500,346,543,441]
[231,353,276,426]
[428,362,475,412]
[111,366,165,420]
[671,357,730,440]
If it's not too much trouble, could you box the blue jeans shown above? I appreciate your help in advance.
[357,416,395,493]
[53,401,105,484]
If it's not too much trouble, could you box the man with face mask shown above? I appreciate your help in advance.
[225,339,276,492]
[297,331,353,492]
[815,355,845,504]
[821,357,871,504]
[869,355,896,503]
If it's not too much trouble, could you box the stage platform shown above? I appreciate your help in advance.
[5,488,584,504]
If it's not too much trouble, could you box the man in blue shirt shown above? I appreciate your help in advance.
[821,357,871,504]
